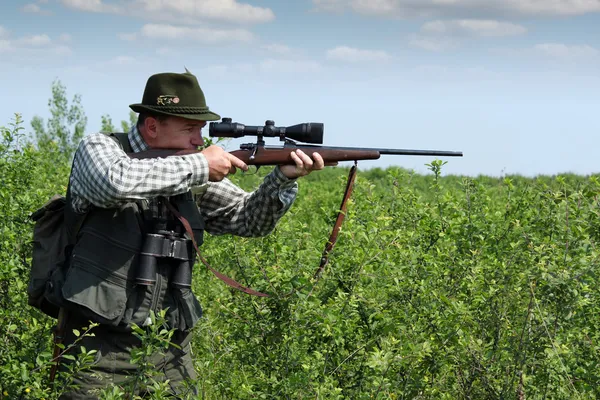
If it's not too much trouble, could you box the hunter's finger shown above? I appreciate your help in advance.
[311,152,325,169]
[290,150,304,168]
[228,153,248,172]
[295,149,313,168]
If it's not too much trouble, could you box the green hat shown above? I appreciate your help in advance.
[129,70,220,121]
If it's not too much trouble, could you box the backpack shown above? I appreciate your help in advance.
[27,132,131,319]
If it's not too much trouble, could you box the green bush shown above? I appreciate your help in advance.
[1,103,599,398]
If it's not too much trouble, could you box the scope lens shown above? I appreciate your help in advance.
[286,123,323,144]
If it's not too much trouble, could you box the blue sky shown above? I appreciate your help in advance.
[1,0,599,177]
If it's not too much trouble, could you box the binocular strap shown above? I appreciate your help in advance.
[164,201,269,297]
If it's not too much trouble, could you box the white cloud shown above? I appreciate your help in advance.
[515,1,600,16]
[120,24,254,44]
[312,0,600,18]
[109,55,136,65]
[534,43,599,59]
[409,35,457,52]
[312,0,347,13]
[0,40,11,53]
[192,60,321,79]
[261,44,292,56]
[0,30,72,57]
[326,46,391,62]
[489,42,600,66]
[156,47,178,56]
[22,2,53,14]
[136,23,254,44]
[15,34,52,47]
[22,4,41,12]
[351,0,398,15]
[61,0,119,13]
[259,59,322,73]
[61,0,275,24]
[57,55,140,77]
[421,19,527,37]
[135,0,274,24]
[408,19,526,52]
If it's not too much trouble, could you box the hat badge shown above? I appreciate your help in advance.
[156,95,180,106]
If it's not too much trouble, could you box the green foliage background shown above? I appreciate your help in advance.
[1,82,599,399]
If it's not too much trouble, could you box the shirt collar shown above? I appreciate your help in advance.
[128,124,149,152]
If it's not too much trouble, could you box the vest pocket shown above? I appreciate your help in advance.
[61,258,129,326]
[165,288,203,331]
[177,288,203,330]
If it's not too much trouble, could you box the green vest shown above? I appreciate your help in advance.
[48,133,204,332]
[57,198,203,331]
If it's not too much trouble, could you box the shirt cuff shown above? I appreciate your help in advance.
[182,153,210,186]
[270,166,298,189]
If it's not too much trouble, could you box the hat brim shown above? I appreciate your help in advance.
[129,104,221,122]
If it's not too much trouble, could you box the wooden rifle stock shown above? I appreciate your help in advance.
[231,147,381,165]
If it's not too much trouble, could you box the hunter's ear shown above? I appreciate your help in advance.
[144,117,159,139]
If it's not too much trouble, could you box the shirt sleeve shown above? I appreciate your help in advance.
[195,166,298,237]
[70,132,210,212]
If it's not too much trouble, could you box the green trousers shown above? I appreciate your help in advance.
[57,315,198,399]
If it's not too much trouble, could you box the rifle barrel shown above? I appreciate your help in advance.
[377,148,463,157]
[292,144,463,157]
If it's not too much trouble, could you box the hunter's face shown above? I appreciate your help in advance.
[147,116,206,150]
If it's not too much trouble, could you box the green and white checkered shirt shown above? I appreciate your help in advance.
[69,125,298,236]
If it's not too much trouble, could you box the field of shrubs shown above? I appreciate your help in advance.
[1,81,599,399]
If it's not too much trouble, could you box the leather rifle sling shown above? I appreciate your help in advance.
[313,162,357,281]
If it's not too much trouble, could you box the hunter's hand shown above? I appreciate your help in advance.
[202,145,248,181]
[279,149,335,179]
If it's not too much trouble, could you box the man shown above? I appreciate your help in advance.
[56,70,326,398]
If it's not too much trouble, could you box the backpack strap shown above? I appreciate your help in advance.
[64,150,91,243]
[64,184,87,242]
[106,132,133,153]
[63,131,130,240]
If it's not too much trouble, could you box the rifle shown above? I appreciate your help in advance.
[129,118,463,164]
[126,118,463,297]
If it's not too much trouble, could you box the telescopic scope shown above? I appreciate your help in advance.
[209,118,324,144]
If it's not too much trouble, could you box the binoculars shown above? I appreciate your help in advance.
[136,229,194,289]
